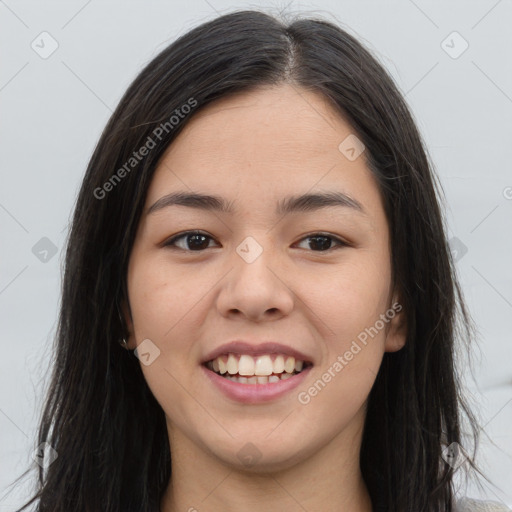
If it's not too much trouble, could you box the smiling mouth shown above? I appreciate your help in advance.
[203,353,313,385]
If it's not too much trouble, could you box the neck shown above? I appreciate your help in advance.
[160,407,373,512]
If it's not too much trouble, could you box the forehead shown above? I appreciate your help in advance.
[145,84,383,222]
[164,84,351,160]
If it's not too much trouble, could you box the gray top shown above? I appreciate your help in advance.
[454,497,511,511]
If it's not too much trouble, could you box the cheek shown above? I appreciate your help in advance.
[293,255,390,431]
[127,254,200,341]
[127,255,202,423]
[305,253,391,411]
[309,249,391,336]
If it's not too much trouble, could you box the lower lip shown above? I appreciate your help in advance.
[201,364,313,404]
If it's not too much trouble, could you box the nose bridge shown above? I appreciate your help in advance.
[216,232,294,320]
[235,234,268,266]
[231,232,283,288]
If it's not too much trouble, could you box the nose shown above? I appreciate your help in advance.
[215,236,295,323]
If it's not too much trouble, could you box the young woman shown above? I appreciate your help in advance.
[10,9,510,512]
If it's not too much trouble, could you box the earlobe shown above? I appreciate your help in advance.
[384,332,406,353]
[121,299,133,330]
[384,300,407,353]
[118,297,134,348]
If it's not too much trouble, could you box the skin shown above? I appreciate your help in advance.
[123,84,407,512]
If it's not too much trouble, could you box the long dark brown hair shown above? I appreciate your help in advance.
[7,9,489,511]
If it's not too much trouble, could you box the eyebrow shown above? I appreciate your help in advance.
[147,190,366,216]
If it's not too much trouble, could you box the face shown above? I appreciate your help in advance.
[124,84,406,473]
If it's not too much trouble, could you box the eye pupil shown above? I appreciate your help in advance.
[187,234,209,250]
[308,236,332,251]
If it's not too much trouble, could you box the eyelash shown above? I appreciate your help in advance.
[163,230,349,253]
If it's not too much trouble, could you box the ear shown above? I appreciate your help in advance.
[383,298,407,353]
[119,297,135,349]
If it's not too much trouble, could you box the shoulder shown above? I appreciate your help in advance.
[453,497,512,512]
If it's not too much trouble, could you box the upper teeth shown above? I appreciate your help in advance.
[208,354,304,376]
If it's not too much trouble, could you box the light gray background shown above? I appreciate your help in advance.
[1,0,511,509]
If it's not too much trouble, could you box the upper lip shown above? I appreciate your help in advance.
[201,341,314,365]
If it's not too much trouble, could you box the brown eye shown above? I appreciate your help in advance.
[163,231,217,251]
[295,233,348,252]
